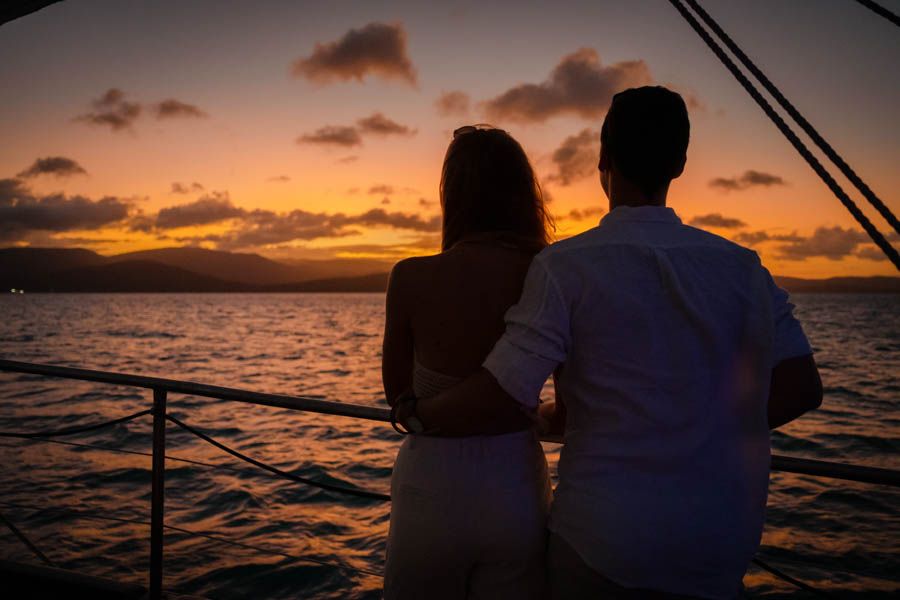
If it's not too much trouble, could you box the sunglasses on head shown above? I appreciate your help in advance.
[453,124,507,138]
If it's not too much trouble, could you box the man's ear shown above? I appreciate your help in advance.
[598,147,610,173]
[671,153,687,179]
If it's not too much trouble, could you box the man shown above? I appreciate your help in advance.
[401,86,822,598]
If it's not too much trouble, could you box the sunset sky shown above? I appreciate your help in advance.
[1,0,898,278]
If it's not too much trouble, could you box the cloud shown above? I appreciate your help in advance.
[268,175,291,182]
[481,49,652,123]
[418,197,435,208]
[152,99,208,119]
[435,91,470,117]
[856,246,890,261]
[776,226,870,260]
[297,125,363,147]
[299,113,413,149]
[356,112,416,136]
[292,22,417,85]
[17,156,88,179]
[0,177,130,241]
[342,208,440,232]
[368,184,394,195]
[155,193,245,229]
[709,170,786,192]
[546,128,599,186]
[337,155,359,164]
[556,206,605,221]
[689,213,747,229]
[733,230,804,246]
[381,197,391,205]
[75,88,142,132]
[170,182,205,194]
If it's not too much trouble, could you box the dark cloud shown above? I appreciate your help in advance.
[17,156,88,179]
[418,197,435,208]
[153,99,208,119]
[170,182,205,194]
[268,175,291,182]
[155,193,245,229]
[338,155,359,164]
[342,208,440,232]
[356,112,416,136]
[297,126,363,147]
[381,197,391,205]
[75,88,141,132]
[300,113,413,150]
[733,230,804,246]
[482,49,651,123]
[710,170,786,192]
[776,226,870,261]
[856,246,889,261]
[546,128,599,186]
[689,213,747,229]
[556,206,605,221]
[0,178,130,241]
[435,91,470,117]
[292,22,417,85]
[368,184,394,195]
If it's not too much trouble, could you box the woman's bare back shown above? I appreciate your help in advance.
[397,241,534,377]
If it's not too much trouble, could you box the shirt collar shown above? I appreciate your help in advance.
[599,205,682,226]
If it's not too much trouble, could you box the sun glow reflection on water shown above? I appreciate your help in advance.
[0,293,897,598]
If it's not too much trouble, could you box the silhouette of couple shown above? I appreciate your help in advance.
[381,86,822,600]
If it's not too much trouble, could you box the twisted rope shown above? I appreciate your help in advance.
[668,0,900,270]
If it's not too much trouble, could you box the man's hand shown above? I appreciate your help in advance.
[768,354,822,429]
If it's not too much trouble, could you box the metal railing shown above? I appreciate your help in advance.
[1,358,898,599]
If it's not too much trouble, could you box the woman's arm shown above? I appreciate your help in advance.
[382,262,415,406]
[538,366,567,436]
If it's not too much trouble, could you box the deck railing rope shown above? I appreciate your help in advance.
[2,358,898,598]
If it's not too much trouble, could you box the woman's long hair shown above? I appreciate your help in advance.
[440,128,554,252]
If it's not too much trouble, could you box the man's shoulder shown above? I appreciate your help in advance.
[678,223,761,262]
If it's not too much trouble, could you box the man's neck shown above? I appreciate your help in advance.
[607,176,669,210]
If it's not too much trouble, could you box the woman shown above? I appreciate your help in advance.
[382,125,555,599]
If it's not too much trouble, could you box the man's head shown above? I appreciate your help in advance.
[599,86,690,207]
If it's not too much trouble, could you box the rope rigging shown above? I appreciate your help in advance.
[667,0,900,271]
[683,0,900,236]
[854,0,900,27]
[0,509,55,567]
[165,413,392,502]
[0,409,152,439]
[0,500,382,579]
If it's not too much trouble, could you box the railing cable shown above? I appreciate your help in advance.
[683,0,900,236]
[0,509,55,567]
[165,414,391,502]
[0,500,381,578]
[667,0,900,270]
[1,437,248,474]
[0,409,151,439]
[752,557,832,598]
[853,0,900,27]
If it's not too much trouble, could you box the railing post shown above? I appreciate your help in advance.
[150,388,167,600]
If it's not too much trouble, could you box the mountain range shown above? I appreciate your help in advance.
[1,247,898,293]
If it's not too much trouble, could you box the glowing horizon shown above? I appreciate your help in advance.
[2,0,898,279]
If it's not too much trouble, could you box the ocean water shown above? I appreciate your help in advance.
[0,293,897,598]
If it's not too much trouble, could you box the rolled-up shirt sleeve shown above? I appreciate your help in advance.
[765,270,813,365]
[483,256,570,408]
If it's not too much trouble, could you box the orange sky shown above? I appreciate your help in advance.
[1,1,898,278]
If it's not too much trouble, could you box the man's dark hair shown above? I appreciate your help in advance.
[600,86,690,195]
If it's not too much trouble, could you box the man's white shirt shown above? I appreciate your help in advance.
[484,205,812,599]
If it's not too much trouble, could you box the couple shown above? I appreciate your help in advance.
[381,86,822,599]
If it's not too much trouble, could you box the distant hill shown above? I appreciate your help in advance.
[0,247,390,292]
[108,247,392,285]
[776,276,900,294]
[1,247,898,293]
